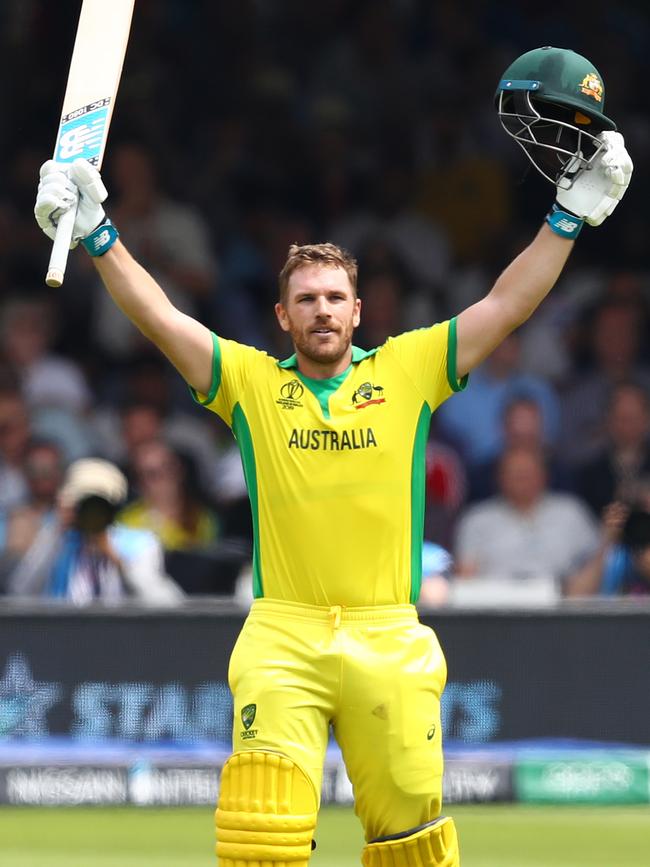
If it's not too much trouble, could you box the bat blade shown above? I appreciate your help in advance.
[45,0,135,288]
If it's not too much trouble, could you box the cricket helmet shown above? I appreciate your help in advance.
[495,46,617,186]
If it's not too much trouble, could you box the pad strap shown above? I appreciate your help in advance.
[81,218,120,256]
[546,202,584,240]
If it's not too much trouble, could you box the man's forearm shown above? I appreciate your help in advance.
[90,239,214,393]
[488,224,574,330]
[92,239,176,344]
[455,223,575,376]
[565,545,608,597]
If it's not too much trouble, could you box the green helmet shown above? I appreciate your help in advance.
[495,47,616,185]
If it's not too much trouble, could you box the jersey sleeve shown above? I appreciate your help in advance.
[189,331,265,426]
[383,317,468,411]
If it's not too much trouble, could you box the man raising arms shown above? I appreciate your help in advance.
[34,47,631,867]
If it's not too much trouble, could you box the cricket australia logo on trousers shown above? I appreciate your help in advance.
[240,703,258,740]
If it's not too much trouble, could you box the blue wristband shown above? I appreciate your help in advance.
[81,219,120,256]
[545,203,584,240]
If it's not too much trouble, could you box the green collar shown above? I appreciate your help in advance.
[277,345,377,370]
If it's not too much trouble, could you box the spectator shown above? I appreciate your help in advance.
[91,354,228,499]
[469,396,573,502]
[118,439,220,552]
[0,295,95,461]
[0,295,90,413]
[355,267,407,349]
[0,440,64,578]
[5,458,182,604]
[576,383,650,519]
[0,387,31,511]
[454,445,598,590]
[417,541,454,608]
[436,333,560,466]
[560,301,650,463]
[424,436,467,549]
[566,500,650,597]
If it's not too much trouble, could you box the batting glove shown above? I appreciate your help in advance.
[555,131,633,227]
[34,158,107,248]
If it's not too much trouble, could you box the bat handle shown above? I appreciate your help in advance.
[45,205,77,288]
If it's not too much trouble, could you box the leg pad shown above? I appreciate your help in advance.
[362,816,460,867]
[215,750,318,865]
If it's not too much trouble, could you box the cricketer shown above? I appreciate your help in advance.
[34,47,632,867]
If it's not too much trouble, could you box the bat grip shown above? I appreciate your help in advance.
[45,206,77,288]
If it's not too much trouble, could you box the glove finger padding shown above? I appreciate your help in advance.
[34,158,107,247]
[34,169,79,240]
[67,158,107,240]
[557,130,633,226]
[587,195,618,227]
[69,158,108,204]
[39,159,65,180]
[605,164,626,186]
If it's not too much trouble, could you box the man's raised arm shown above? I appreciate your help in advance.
[455,225,572,378]
[455,130,632,379]
[34,158,214,395]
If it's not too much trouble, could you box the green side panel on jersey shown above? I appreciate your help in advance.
[410,403,432,603]
[447,316,469,393]
[232,403,263,597]
[189,331,222,406]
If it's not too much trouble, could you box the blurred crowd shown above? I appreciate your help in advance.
[1,0,650,605]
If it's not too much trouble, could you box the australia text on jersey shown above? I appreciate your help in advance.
[288,428,378,450]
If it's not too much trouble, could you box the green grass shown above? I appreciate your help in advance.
[0,804,649,866]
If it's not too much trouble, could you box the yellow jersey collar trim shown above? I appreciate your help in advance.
[278,345,378,369]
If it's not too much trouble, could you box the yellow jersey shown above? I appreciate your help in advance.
[193,319,465,606]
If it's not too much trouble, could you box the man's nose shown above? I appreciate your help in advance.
[314,297,331,317]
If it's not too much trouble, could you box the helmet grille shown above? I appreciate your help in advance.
[498,90,606,186]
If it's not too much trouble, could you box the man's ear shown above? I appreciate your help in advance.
[275,302,290,332]
[353,297,361,329]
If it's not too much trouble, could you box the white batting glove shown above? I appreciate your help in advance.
[34,158,108,248]
[556,131,633,227]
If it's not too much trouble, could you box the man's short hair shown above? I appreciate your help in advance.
[278,243,358,303]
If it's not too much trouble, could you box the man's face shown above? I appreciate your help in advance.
[25,445,63,501]
[608,388,650,449]
[498,449,547,509]
[504,402,543,447]
[593,307,638,369]
[0,396,29,462]
[275,265,361,369]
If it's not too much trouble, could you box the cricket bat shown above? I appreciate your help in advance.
[45,0,135,288]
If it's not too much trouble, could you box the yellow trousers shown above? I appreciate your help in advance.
[228,598,447,841]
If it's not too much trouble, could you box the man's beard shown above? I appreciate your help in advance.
[290,321,354,365]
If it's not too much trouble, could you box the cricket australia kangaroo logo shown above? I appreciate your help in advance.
[240,703,258,740]
[352,382,385,409]
[579,72,603,103]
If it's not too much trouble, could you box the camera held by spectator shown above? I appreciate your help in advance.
[6,458,183,605]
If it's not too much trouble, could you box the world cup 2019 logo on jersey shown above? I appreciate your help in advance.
[276,380,304,410]
[352,382,385,409]
[240,703,258,740]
